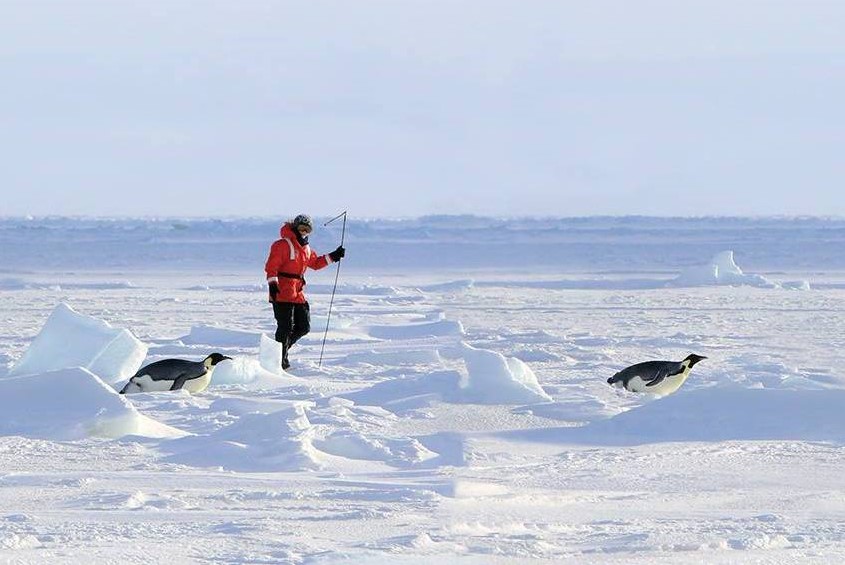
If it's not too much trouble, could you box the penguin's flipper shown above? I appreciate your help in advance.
[645,364,685,388]
[170,375,189,391]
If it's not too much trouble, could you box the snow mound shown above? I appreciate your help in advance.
[316,430,438,467]
[9,303,147,385]
[367,319,465,340]
[164,404,323,471]
[458,343,553,404]
[341,371,460,410]
[580,386,845,444]
[180,325,262,347]
[259,333,282,372]
[0,368,182,440]
[211,355,302,389]
[670,250,807,289]
[343,342,551,408]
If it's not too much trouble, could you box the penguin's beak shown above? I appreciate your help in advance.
[222,356,232,361]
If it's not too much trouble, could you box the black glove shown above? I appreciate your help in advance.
[268,281,279,301]
[329,246,346,262]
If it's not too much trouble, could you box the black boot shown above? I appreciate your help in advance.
[281,342,291,370]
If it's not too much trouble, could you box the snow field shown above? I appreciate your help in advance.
[1,259,845,563]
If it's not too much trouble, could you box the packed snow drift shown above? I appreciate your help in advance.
[0,367,181,440]
[670,250,810,289]
[9,303,147,385]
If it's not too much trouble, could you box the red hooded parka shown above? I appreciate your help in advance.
[264,223,334,303]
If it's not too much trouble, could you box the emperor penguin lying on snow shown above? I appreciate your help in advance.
[119,353,231,394]
[607,354,706,396]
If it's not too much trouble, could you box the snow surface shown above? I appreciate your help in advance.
[2,217,845,563]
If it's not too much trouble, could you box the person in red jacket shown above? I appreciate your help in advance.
[265,214,345,370]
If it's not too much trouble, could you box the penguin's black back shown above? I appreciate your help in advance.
[133,359,205,381]
[608,360,684,387]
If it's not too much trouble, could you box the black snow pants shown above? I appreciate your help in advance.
[273,301,311,364]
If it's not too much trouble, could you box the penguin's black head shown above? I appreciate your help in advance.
[684,354,707,367]
[206,353,232,366]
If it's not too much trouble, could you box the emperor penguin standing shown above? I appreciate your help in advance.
[119,353,232,394]
[607,354,706,396]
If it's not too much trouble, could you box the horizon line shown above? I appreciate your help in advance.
[2,213,845,222]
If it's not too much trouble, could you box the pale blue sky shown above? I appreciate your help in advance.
[1,1,844,217]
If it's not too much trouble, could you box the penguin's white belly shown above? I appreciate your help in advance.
[183,370,212,393]
[628,369,690,396]
[128,369,212,394]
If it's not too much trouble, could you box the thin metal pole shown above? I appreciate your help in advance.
[318,211,346,367]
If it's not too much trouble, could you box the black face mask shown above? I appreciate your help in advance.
[292,225,310,246]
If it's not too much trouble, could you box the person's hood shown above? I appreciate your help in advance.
[280,223,308,246]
